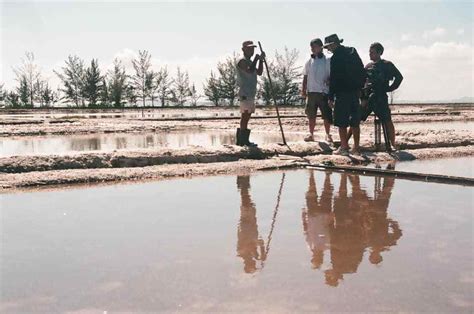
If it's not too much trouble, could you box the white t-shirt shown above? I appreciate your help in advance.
[303,55,331,94]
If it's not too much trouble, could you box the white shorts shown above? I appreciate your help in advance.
[240,98,256,114]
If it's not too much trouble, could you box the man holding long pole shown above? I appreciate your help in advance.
[235,41,265,147]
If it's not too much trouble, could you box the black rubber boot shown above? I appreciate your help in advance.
[241,129,258,147]
[236,128,243,146]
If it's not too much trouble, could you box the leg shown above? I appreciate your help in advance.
[305,93,317,141]
[338,127,349,149]
[348,92,361,155]
[352,126,360,150]
[308,117,316,135]
[347,127,353,141]
[240,111,251,130]
[387,120,395,146]
[323,119,331,135]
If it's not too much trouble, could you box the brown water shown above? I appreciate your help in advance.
[1,170,472,312]
[0,130,300,156]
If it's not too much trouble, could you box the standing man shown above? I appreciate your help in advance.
[236,40,265,147]
[359,42,403,150]
[302,38,333,143]
[324,34,365,156]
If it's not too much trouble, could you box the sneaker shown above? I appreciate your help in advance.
[350,148,361,156]
[333,147,349,156]
[304,134,314,142]
[325,134,333,143]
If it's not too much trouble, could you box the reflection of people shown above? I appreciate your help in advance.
[236,175,266,273]
[326,173,365,286]
[366,176,402,265]
[302,171,334,269]
[323,173,402,287]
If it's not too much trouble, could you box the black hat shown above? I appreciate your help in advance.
[310,38,323,47]
[323,34,344,47]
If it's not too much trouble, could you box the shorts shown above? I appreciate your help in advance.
[360,93,391,123]
[334,91,361,128]
[239,96,256,114]
[305,92,333,123]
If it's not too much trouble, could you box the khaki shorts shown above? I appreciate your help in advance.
[240,96,256,114]
[305,92,333,123]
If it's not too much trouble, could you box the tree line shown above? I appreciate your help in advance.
[0,48,302,108]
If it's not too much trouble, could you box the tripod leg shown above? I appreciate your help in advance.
[374,117,382,151]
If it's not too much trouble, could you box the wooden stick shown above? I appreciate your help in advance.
[258,41,288,146]
[307,164,474,186]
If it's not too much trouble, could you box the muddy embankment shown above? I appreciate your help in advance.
[2,128,474,174]
[1,142,473,190]
[1,105,473,190]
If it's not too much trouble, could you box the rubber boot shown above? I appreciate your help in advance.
[241,129,258,147]
[236,128,243,146]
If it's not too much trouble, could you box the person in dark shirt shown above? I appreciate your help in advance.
[324,34,365,156]
[358,42,403,149]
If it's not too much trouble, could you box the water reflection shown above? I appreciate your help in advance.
[2,169,472,312]
[0,131,300,156]
[324,174,402,286]
[236,176,266,273]
[238,170,403,286]
[302,171,333,270]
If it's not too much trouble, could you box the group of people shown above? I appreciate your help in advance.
[235,34,403,156]
[236,172,402,286]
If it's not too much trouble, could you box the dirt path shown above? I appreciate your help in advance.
[1,145,472,191]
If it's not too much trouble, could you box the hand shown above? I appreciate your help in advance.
[301,90,307,98]
[255,54,260,61]
[328,100,334,109]
[260,51,266,61]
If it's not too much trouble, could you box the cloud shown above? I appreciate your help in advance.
[381,41,474,101]
[422,27,447,39]
[401,33,414,42]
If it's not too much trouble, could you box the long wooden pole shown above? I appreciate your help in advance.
[258,41,287,146]
[260,172,286,270]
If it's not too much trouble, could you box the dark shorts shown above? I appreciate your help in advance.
[360,93,392,123]
[334,91,360,128]
[305,92,333,123]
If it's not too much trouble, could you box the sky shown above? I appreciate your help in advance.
[1,0,473,101]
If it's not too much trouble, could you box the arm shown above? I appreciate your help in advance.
[257,57,264,76]
[360,65,370,100]
[387,62,403,92]
[237,57,259,74]
[328,56,337,101]
[302,75,308,97]
[353,48,366,91]
[301,61,309,97]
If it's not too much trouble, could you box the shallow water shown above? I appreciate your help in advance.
[393,156,474,178]
[0,108,298,121]
[395,120,473,132]
[0,130,300,156]
[1,170,472,312]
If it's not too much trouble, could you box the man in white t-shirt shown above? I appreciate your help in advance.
[302,38,333,143]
